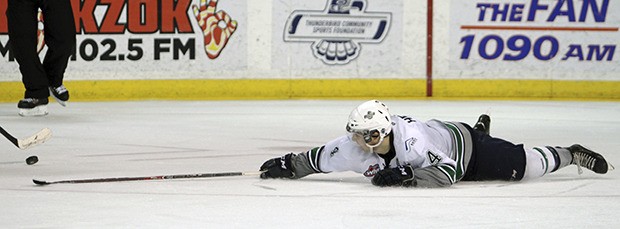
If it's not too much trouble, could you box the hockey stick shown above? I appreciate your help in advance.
[33,171,262,185]
[0,126,51,150]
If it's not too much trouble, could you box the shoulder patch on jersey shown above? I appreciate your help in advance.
[404,137,417,151]
[363,164,380,177]
[427,151,442,165]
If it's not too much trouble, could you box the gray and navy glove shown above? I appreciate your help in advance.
[259,153,295,179]
[371,165,416,187]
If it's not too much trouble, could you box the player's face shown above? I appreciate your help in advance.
[351,131,382,153]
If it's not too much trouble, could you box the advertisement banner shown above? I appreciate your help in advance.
[0,0,247,80]
[272,0,404,76]
[450,0,620,72]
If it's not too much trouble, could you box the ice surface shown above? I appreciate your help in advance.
[1,100,618,227]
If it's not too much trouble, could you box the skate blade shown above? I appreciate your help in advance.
[18,105,48,117]
[49,88,68,107]
[55,99,67,107]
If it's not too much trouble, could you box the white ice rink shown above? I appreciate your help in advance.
[1,100,619,228]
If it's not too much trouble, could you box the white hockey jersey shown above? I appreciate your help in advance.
[297,115,472,187]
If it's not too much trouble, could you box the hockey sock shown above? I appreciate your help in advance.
[547,146,572,172]
[531,146,572,173]
[522,147,555,179]
[523,146,571,179]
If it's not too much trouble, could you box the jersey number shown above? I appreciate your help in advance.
[427,151,442,164]
[398,115,415,123]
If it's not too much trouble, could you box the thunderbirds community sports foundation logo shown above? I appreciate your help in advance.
[284,0,392,65]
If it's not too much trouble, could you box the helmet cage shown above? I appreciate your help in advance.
[346,126,387,148]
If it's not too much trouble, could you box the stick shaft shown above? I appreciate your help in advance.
[0,126,51,150]
[0,126,19,147]
[34,171,261,185]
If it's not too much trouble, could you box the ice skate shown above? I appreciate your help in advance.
[473,114,490,135]
[49,85,69,106]
[18,98,49,116]
[568,144,612,174]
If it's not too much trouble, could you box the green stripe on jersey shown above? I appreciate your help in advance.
[307,146,324,173]
[437,164,457,184]
[444,123,466,181]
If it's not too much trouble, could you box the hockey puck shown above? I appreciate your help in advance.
[26,156,38,165]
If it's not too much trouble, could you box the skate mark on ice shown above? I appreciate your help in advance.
[128,153,264,161]
[0,161,26,165]
[552,182,595,196]
[250,137,325,144]
[79,149,212,157]
[258,146,317,152]
[252,183,277,191]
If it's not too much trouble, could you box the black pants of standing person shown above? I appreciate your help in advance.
[6,0,76,99]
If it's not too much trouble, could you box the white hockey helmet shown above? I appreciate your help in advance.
[346,100,393,148]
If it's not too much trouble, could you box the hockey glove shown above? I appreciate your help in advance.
[259,153,296,179]
[371,165,416,187]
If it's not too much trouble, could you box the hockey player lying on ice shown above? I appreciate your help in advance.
[259,100,612,188]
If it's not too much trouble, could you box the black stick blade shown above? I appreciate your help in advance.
[33,179,51,185]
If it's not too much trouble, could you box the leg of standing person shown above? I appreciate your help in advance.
[7,0,50,116]
[41,0,76,106]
